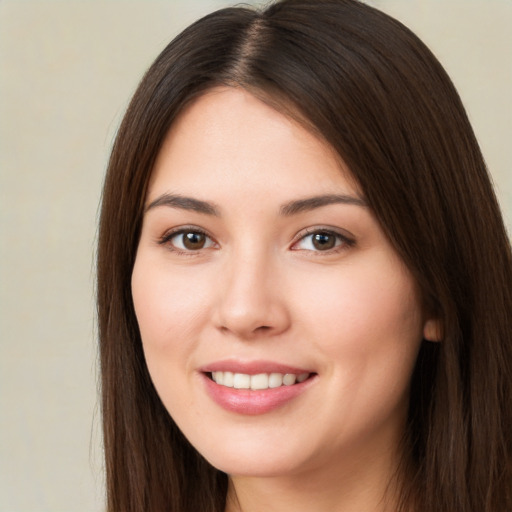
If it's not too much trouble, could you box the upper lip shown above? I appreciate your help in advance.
[199,359,313,375]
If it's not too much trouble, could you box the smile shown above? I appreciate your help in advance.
[202,366,317,415]
[211,371,310,390]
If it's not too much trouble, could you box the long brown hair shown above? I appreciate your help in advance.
[97,1,512,510]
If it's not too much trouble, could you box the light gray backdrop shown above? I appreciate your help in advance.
[0,1,510,510]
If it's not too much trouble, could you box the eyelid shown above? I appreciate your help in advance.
[290,226,356,253]
[158,225,218,253]
[156,224,355,255]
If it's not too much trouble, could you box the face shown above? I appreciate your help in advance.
[132,87,432,479]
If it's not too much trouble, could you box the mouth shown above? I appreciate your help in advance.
[200,363,317,415]
[199,359,318,415]
[207,371,313,390]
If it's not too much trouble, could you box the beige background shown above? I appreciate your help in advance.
[0,1,510,510]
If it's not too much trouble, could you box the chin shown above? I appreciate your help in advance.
[205,452,304,478]
[187,427,317,478]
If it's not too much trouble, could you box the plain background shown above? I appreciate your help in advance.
[0,1,510,510]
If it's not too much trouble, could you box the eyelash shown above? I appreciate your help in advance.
[158,226,355,255]
[158,226,217,256]
[291,227,356,254]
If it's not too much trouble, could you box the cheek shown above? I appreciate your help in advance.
[292,261,423,444]
[131,256,207,415]
[294,256,424,389]
[131,257,211,350]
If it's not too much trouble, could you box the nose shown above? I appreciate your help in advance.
[213,248,291,340]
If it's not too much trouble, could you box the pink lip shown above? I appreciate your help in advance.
[200,359,312,375]
[199,360,316,415]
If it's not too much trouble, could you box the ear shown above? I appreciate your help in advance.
[423,318,442,342]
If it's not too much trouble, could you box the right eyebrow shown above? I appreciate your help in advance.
[145,193,220,216]
[279,193,367,216]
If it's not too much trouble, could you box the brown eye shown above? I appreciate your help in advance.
[312,232,336,250]
[162,229,216,252]
[182,231,206,250]
[292,229,354,253]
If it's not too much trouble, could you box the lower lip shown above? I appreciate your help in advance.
[202,373,315,415]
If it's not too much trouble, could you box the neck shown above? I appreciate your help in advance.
[225,442,409,512]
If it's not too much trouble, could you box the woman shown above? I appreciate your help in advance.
[97,0,512,511]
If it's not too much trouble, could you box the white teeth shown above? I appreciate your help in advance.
[211,371,310,390]
[223,371,234,387]
[233,373,251,389]
[268,373,283,388]
[250,373,269,390]
[283,374,296,386]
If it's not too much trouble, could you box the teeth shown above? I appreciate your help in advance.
[211,371,310,390]
[269,373,283,388]
[223,371,234,387]
[283,374,296,386]
[250,373,269,390]
[233,373,251,389]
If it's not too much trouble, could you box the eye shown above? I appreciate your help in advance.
[292,229,354,252]
[160,228,216,252]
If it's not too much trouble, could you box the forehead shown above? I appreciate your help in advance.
[148,86,361,202]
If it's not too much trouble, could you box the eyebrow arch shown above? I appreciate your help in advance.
[280,194,367,216]
[145,193,220,216]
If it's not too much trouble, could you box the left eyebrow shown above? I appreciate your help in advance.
[280,194,367,216]
[145,193,220,216]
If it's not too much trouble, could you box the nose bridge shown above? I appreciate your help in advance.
[215,241,289,338]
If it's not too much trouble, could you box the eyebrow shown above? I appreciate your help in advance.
[280,194,367,216]
[145,192,367,217]
[145,193,220,216]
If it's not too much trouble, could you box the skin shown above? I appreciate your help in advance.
[131,87,439,512]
